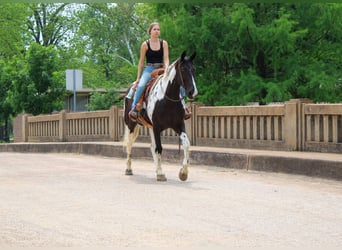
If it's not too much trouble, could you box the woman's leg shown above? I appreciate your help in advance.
[130,66,154,119]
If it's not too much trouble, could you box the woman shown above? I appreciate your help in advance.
[129,22,191,121]
[129,22,169,121]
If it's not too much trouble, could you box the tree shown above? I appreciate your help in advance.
[287,3,342,102]
[2,2,341,119]
[75,3,144,83]
[0,4,28,58]
[0,59,15,141]
[86,88,122,111]
[0,4,29,140]
[27,3,74,47]
[149,3,341,105]
[11,43,65,115]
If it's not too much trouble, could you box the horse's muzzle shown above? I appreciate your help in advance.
[187,90,198,100]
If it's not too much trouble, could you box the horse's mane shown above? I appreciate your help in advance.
[148,59,178,95]
[162,59,178,84]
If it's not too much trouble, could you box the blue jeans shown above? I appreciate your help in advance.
[131,66,157,111]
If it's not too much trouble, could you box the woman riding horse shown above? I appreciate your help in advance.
[124,51,197,181]
[128,22,191,121]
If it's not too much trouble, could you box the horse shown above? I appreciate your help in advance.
[123,51,197,181]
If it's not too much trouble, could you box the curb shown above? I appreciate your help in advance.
[0,142,341,181]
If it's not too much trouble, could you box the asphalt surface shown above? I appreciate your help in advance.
[0,152,341,248]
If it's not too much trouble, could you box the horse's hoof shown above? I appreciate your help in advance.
[179,170,188,181]
[125,169,133,175]
[157,174,167,182]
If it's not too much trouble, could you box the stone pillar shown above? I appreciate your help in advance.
[22,114,29,142]
[298,98,313,151]
[109,106,119,141]
[189,102,204,146]
[59,110,66,142]
[284,99,313,151]
[13,114,23,143]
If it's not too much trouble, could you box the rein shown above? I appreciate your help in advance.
[164,94,184,102]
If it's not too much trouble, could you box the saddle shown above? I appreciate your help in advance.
[134,68,165,128]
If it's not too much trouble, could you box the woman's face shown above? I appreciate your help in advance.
[150,25,160,38]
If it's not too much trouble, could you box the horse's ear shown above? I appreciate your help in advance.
[181,51,186,61]
[190,52,196,61]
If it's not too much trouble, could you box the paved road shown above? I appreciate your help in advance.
[0,152,341,248]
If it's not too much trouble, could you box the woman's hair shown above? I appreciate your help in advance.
[148,22,160,35]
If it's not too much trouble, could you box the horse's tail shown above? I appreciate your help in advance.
[123,125,130,149]
[123,123,139,150]
[122,83,140,155]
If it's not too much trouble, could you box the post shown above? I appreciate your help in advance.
[59,110,67,142]
[73,69,77,112]
[109,106,119,141]
[299,98,313,151]
[22,114,29,142]
[189,102,203,146]
[284,99,301,150]
[284,99,312,151]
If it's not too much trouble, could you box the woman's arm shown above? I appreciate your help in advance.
[135,42,148,85]
[163,40,169,69]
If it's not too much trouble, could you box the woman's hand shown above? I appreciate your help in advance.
[132,79,139,89]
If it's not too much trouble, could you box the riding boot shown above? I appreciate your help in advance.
[129,97,144,122]
[129,110,138,121]
[184,107,192,120]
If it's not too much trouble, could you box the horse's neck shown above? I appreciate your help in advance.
[162,65,180,97]
[148,63,180,101]
[166,79,181,99]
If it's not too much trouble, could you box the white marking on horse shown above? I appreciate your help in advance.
[192,76,198,98]
[146,64,177,122]
[180,132,190,147]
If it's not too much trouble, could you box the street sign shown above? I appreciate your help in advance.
[66,69,83,112]
[66,69,82,91]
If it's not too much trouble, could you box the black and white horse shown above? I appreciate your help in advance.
[123,51,197,181]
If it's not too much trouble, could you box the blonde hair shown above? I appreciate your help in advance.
[148,22,160,35]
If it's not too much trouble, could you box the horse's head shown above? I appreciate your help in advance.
[176,51,198,100]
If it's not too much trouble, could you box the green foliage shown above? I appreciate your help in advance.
[75,3,142,84]
[151,3,341,105]
[86,87,122,111]
[27,3,74,47]
[0,59,14,123]
[1,2,342,120]
[11,43,65,115]
[0,4,28,58]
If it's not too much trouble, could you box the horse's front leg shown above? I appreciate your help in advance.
[179,131,191,181]
[149,128,167,181]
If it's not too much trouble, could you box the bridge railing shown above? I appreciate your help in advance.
[14,99,342,153]
[303,103,342,152]
[20,107,120,142]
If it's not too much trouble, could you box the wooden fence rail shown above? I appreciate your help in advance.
[14,99,342,153]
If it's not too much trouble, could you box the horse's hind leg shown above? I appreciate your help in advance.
[179,132,191,181]
[124,125,139,175]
